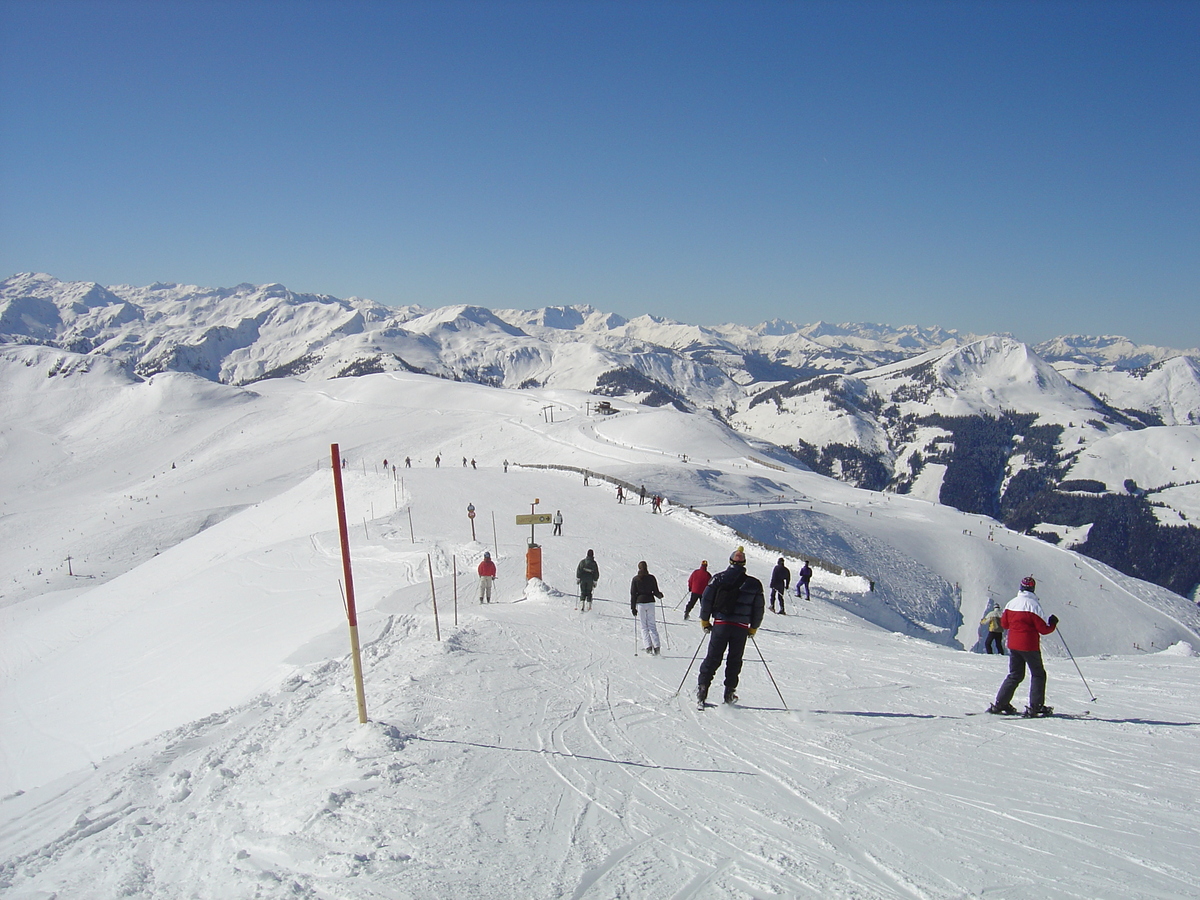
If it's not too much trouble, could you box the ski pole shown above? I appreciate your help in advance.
[672,630,710,697]
[1057,627,1097,702]
[657,599,671,650]
[673,590,689,610]
[750,635,789,710]
[634,615,640,656]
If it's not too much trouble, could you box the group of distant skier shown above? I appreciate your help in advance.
[560,543,825,706]
[606,551,1060,714]
[613,484,665,511]
[464,464,1061,716]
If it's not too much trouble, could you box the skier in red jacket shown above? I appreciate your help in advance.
[987,575,1059,717]
[683,561,711,620]
[477,551,497,603]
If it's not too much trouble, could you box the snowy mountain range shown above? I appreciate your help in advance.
[3,274,1200,897]
[3,272,1199,599]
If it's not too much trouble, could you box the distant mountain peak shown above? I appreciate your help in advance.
[1036,334,1199,369]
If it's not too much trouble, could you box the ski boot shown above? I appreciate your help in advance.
[723,691,738,705]
[1023,705,1054,718]
[987,702,1019,715]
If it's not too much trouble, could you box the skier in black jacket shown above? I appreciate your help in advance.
[630,561,663,654]
[576,549,599,612]
[769,558,790,614]
[696,547,765,705]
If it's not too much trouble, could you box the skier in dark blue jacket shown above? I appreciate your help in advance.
[696,546,765,705]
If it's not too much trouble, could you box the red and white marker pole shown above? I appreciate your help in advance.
[331,443,368,724]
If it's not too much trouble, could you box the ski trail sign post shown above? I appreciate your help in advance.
[331,443,368,724]
[516,500,552,580]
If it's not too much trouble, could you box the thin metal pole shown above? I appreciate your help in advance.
[1057,628,1097,702]
[750,635,788,710]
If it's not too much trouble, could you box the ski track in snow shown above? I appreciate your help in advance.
[4,569,1198,898]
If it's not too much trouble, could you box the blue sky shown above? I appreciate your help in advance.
[1,0,1197,347]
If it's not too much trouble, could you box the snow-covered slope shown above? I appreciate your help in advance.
[1054,355,1200,426]
[731,337,1114,475]
[2,348,1199,898]
[5,272,1199,594]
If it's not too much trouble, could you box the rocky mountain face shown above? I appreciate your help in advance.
[4,272,1198,598]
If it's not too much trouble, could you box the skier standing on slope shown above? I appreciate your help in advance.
[797,561,813,601]
[769,558,790,615]
[981,601,1005,655]
[683,560,711,621]
[477,551,497,604]
[630,561,663,654]
[553,510,563,536]
[697,547,765,705]
[576,549,599,611]
[988,576,1058,717]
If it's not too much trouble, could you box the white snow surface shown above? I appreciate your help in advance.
[1066,425,1200,521]
[1054,356,1200,427]
[2,351,1199,899]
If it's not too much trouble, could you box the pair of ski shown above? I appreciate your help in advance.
[697,696,737,711]
[967,708,1090,720]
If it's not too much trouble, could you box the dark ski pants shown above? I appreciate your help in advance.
[698,624,749,699]
[579,581,595,604]
[985,632,1005,655]
[770,588,787,613]
[995,648,1047,710]
[684,592,701,616]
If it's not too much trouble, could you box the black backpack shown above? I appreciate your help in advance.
[710,571,746,616]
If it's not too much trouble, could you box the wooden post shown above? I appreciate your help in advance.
[428,553,441,641]
[331,443,368,724]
